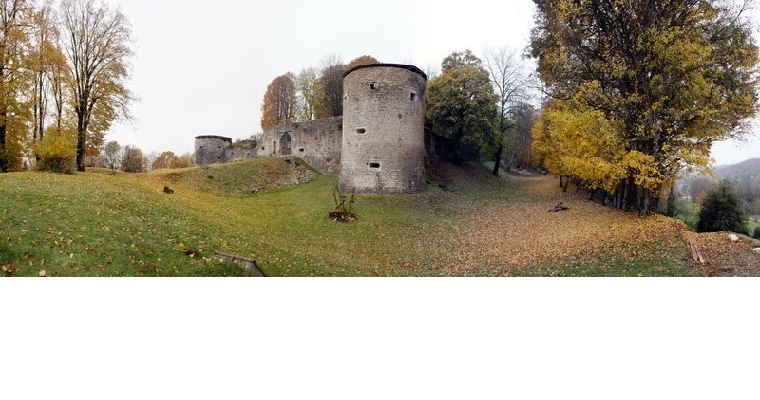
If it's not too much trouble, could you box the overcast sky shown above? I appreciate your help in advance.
[106,0,760,166]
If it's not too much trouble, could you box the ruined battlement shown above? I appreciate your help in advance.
[194,63,427,194]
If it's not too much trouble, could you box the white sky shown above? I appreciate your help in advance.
[106,0,760,166]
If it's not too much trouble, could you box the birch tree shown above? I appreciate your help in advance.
[483,46,530,175]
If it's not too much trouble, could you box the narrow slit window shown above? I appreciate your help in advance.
[369,162,381,169]
[356,127,367,134]
[410,92,416,101]
[369,82,376,90]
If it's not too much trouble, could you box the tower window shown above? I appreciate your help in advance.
[356,127,367,134]
[369,162,382,171]
[410,92,416,101]
[369,82,376,90]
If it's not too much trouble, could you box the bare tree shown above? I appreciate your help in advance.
[60,0,134,172]
[508,102,538,169]
[315,54,346,119]
[483,46,530,175]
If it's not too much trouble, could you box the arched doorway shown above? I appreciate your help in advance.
[279,132,292,155]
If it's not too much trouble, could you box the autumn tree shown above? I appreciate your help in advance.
[35,126,75,173]
[295,68,322,121]
[532,99,627,193]
[28,2,66,156]
[120,144,143,173]
[61,0,134,172]
[347,55,379,69]
[530,0,760,216]
[151,151,178,170]
[0,0,34,173]
[427,50,498,161]
[483,46,531,175]
[315,54,346,119]
[261,73,297,128]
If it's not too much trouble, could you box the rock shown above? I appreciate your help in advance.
[728,233,739,242]
[39,270,46,277]
[753,248,760,254]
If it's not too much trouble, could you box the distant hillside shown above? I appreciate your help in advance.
[714,158,760,179]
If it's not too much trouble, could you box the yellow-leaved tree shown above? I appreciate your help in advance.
[35,126,76,173]
[530,0,760,216]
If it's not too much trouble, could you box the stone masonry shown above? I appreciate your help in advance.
[194,63,427,194]
[259,116,343,176]
[339,64,427,194]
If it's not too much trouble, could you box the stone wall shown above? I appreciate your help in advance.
[259,116,343,176]
[195,136,234,165]
[339,64,427,194]
[195,136,258,166]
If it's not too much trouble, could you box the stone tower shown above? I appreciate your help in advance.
[339,64,427,194]
[195,135,233,165]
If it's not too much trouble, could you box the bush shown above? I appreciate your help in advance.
[664,187,677,217]
[35,131,76,174]
[754,227,760,239]
[697,180,748,234]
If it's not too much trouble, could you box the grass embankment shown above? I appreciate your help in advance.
[2,158,699,276]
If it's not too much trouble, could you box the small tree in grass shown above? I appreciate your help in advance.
[697,180,748,235]
[36,128,76,174]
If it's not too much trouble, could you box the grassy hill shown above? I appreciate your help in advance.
[2,157,754,277]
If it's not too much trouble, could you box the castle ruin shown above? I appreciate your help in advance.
[194,63,428,194]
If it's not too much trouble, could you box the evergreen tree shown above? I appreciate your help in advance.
[697,180,748,234]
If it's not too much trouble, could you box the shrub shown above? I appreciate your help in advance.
[35,131,76,174]
[697,180,748,234]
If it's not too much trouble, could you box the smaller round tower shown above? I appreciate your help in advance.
[339,64,427,194]
[195,135,232,166]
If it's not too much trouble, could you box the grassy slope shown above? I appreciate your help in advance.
[1,158,697,277]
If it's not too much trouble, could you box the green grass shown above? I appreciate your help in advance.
[1,158,695,277]
[1,172,243,277]
[747,218,759,237]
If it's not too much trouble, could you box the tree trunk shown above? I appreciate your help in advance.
[491,145,503,176]
[0,123,6,173]
[639,188,651,217]
[76,130,86,172]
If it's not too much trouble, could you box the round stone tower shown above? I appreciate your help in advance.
[195,135,232,166]
[339,64,427,194]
